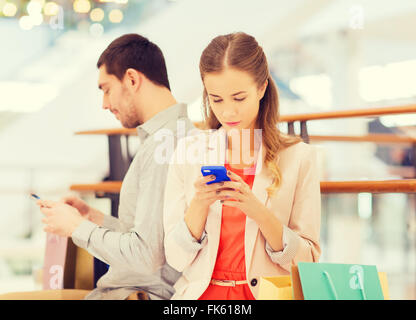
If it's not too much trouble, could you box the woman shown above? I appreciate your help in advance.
[163,32,321,300]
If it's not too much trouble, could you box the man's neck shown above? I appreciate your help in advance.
[140,88,178,123]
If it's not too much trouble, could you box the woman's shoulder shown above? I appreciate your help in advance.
[279,140,317,158]
[277,141,320,176]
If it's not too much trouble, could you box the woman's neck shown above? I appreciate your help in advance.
[226,127,261,169]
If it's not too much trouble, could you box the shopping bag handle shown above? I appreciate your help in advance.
[323,270,367,300]
[322,271,339,300]
[356,271,367,300]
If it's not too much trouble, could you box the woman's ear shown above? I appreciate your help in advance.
[124,68,142,92]
[259,79,268,100]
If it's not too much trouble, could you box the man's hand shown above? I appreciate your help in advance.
[36,200,85,237]
[61,196,90,216]
[61,196,104,226]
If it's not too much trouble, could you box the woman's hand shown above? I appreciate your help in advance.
[192,174,230,209]
[216,170,269,222]
[185,174,231,241]
[192,170,284,252]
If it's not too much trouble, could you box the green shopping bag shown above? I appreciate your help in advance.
[297,262,384,300]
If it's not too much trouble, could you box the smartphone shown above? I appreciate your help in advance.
[30,193,41,200]
[201,166,231,185]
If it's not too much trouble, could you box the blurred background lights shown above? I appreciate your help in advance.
[90,7,104,22]
[19,15,33,30]
[73,0,91,14]
[2,2,17,17]
[89,22,104,37]
[43,1,59,16]
[26,0,42,15]
[108,9,123,23]
[29,13,43,26]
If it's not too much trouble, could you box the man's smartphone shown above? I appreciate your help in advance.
[201,166,231,185]
[30,193,41,200]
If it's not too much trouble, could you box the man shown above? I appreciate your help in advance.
[36,33,194,299]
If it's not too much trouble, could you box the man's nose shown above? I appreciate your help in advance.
[102,97,111,110]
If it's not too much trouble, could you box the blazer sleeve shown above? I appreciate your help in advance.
[163,139,208,272]
[265,144,322,271]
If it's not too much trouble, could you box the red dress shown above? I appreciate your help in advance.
[198,161,256,300]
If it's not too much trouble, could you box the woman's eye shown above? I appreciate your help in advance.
[235,97,246,102]
[213,99,222,103]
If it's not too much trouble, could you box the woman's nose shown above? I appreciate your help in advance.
[222,106,238,119]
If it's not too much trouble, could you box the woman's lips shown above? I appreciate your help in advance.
[225,121,241,126]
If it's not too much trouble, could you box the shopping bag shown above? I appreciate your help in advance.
[258,264,389,300]
[294,262,386,300]
[42,234,76,289]
[258,276,293,300]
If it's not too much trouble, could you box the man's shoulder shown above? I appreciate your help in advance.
[176,126,212,147]
[154,117,196,139]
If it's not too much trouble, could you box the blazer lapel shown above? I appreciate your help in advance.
[245,142,279,272]
[204,128,227,264]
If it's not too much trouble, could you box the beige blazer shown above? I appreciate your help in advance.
[163,127,321,300]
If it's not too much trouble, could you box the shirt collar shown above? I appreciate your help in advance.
[136,103,188,142]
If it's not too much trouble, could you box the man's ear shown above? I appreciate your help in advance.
[124,68,143,92]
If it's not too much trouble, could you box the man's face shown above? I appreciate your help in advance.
[98,65,141,128]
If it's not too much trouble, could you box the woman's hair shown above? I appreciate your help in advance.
[199,32,302,198]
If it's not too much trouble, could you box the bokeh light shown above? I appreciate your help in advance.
[73,0,91,14]
[89,22,104,37]
[2,2,18,17]
[26,1,42,15]
[18,15,33,30]
[90,7,104,22]
[43,1,59,16]
[108,9,123,23]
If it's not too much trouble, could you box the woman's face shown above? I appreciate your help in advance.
[203,67,267,132]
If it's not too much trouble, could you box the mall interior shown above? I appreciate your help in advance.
[0,0,415,299]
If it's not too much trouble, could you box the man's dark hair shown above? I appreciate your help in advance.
[97,33,170,90]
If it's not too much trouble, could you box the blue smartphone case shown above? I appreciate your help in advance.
[201,166,231,185]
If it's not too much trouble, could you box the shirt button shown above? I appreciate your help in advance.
[250,278,258,287]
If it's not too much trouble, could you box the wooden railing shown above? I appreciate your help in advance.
[281,104,416,143]
[73,103,416,196]
[75,104,416,139]
[280,104,416,122]
[304,134,416,144]
[70,180,416,194]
